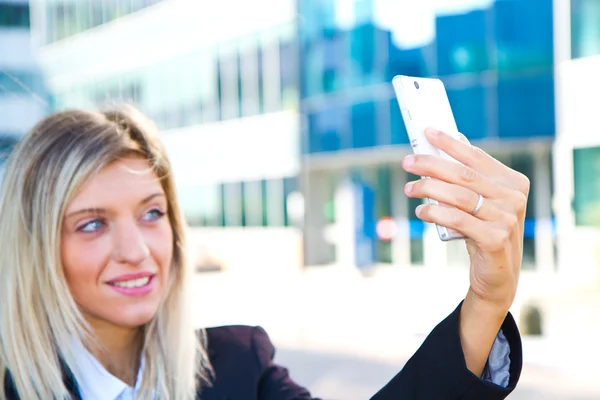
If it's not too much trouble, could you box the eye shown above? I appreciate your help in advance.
[143,208,165,222]
[77,219,105,233]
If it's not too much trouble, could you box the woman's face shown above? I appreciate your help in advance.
[61,157,173,329]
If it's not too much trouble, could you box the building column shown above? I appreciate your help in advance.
[552,0,575,273]
[533,147,555,273]
[334,173,358,267]
[303,170,330,266]
[391,165,411,267]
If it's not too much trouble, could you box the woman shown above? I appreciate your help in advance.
[0,106,527,399]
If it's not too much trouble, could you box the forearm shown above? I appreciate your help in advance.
[459,289,508,377]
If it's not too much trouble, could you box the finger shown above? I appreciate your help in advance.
[405,179,502,221]
[415,204,510,252]
[458,132,470,144]
[403,154,510,200]
[424,128,528,194]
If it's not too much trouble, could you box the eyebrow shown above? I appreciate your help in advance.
[65,193,166,219]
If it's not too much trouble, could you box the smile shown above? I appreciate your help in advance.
[110,276,151,288]
[106,274,156,296]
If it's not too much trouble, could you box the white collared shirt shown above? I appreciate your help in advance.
[71,341,145,400]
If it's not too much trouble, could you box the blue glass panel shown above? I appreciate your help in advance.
[445,83,487,140]
[497,72,555,138]
[494,0,554,72]
[386,46,430,81]
[436,9,489,76]
[409,219,426,239]
[571,0,600,58]
[351,101,377,148]
[307,105,350,153]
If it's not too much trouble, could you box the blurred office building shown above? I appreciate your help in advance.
[0,0,48,181]
[28,0,302,273]
[298,0,557,272]
[553,0,600,279]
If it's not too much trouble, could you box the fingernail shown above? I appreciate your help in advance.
[415,204,424,217]
[426,128,441,136]
[404,155,415,167]
[404,182,413,194]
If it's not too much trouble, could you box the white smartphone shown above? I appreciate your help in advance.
[391,74,465,241]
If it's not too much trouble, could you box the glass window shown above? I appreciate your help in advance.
[497,72,555,138]
[351,100,377,148]
[239,36,261,118]
[573,147,600,227]
[494,0,553,72]
[259,30,282,113]
[509,153,536,268]
[0,3,30,28]
[571,0,600,59]
[198,49,219,124]
[445,81,487,140]
[350,24,378,85]
[279,27,299,110]
[74,0,91,37]
[217,43,241,120]
[266,178,285,227]
[308,105,349,153]
[436,9,489,76]
[223,182,243,227]
[243,180,263,227]
[283,176,299,227]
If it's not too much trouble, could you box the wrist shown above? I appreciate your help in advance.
[464,288,510,323]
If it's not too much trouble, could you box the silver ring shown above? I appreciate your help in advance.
[470,194,484,215]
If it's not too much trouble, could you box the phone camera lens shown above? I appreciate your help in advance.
[414,81,420,89]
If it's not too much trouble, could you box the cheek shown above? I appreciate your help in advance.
[61,235,109,297]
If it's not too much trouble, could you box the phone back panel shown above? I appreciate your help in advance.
[392,75,465,241]
[393,75,462,157]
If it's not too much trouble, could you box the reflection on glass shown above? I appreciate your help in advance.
[0,3,30,28]
[571,0,600,59]
[573,147,600,227]
[300,0,555,152]
[43,0,166,43]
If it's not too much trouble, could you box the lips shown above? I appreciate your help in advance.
[106,272,157,297]
[110,276,151,288]
[106,272,155,285]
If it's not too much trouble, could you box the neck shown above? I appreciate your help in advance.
[84,315,143,387]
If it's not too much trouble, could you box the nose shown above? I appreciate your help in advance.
[112,219,150,266]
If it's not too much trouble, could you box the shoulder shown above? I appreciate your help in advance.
[202,325,275,372]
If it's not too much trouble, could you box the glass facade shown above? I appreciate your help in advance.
[0,2,30,28]
[299,0,555,265]
[299,0,555,155]
[48,20,299,230]
[573,147,600,227]
[178,177,298,228]
[54,23,298,132]
[571,0,600,59]
[0,70,45,97]
[43,0,165,43]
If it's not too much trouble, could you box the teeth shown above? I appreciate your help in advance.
[112,277,150,288]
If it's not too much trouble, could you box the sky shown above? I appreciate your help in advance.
[335,0,495,48]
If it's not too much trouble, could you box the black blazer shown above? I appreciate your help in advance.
[4,302,522,399]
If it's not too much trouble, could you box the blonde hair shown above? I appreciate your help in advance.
[0,106,212,399]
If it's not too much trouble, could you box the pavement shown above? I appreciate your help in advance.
[190,265,600,399]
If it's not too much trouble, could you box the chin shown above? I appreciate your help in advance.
[114,305,160,328]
